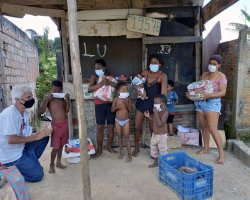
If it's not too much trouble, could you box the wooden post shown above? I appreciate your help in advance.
[61,18,70,82]
[61,17,74,139]
[194,7,201,129]
[66,1,92,199]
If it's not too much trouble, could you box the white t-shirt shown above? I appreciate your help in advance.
[0,105,31,164]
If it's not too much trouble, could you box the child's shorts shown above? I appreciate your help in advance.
[167,114,175,123]
[150,133,168,158]
[51,120,69,149]
[194,98,221,113]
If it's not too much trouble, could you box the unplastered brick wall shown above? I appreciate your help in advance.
[0,16,39,110]
[241,41,250,127]
[219,39,238,122]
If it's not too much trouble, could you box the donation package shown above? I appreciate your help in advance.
[94,75,117,102]
[187,80,214,101]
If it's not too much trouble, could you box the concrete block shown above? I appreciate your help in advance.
[227,139,250,167]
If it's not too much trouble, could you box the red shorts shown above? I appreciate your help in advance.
[51,120,69,149]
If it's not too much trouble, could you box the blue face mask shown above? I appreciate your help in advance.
[95,69,104,77]
[149,64,159,72]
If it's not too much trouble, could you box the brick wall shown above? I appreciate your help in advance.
[240,41,250,127]
[219,37,250,131]
[219,40,238,119]
[0,16,39,112]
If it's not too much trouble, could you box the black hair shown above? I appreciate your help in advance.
[51,80,63,88]
[209,55,222,65]
[95,58,106,67]
[154,94,167,103]
[149,53,164,66]
[168,80,175,87]
[116,82,127,91]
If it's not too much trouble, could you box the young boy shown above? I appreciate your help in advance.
[111,83,132,162]
[166,80,178,136]
[144,94,168,168]
[39,80,70,173]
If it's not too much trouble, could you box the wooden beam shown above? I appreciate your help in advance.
[69,20,143,38]
[1,4,65,18]
[2,0,65,5]
[202,0,239,23]
[67,0,92,200]
[132,0,204,8]
[194,7,201,130]
[74,9,143,21]
[143,36,203,44]
[60,18,74,140]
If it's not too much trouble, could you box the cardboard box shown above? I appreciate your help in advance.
[202,130,226,148]
[167,136,182,149]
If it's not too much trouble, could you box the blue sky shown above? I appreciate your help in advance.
[4,0,250,41]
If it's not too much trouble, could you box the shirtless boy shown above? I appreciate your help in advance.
[144,94,168,168]
[39,80,70,173]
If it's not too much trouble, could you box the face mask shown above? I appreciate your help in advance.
[23,98,35,109]
[154,103,161,111]
[208,64,217,73]
[119,92,129,99]
[95,69,104,77]
[149,64,159,72]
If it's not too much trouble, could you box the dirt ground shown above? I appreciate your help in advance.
[27,141,250,200]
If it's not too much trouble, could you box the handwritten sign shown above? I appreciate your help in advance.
[127,15,161,36]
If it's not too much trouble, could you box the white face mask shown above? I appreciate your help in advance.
[119,92,129,99]
[149,64,159,72]
[154,104,162,111]
[95,69,104,77]
[208,64,217,73]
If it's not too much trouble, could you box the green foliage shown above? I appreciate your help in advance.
[241,9,250,23]
[239,134,250,147]
[35,27,59,103]
[52,37,62,51]
[224,121,236,140]
[228,9,250,35]
[36,57,57,102]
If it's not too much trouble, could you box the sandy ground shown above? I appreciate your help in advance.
[26,141,250,200]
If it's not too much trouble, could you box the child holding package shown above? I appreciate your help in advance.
[144,94,168,167]
[111,83,133,162]
[166,80,178,136]
[39,80,70,173]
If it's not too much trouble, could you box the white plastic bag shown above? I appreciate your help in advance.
[93,76,117,102]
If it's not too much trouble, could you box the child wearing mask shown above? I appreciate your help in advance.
[144,94,168,168]
[39,80,70,173]
[111,83,133,162]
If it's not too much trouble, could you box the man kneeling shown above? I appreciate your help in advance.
[0,85,52,182]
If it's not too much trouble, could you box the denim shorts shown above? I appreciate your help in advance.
[194,98,221,113]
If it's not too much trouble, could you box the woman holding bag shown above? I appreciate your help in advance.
[88,59,117,158]
[186,55,227,164]
[133,54,168,157]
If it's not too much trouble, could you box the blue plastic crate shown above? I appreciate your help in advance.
[159,152,213,200]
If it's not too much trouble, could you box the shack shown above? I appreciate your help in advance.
[0,0,247,199]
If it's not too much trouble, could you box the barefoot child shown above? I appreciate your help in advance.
[39,80,70,173]
[166,80,178,135]
[111,83,132,162]
[144,94,168,168]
